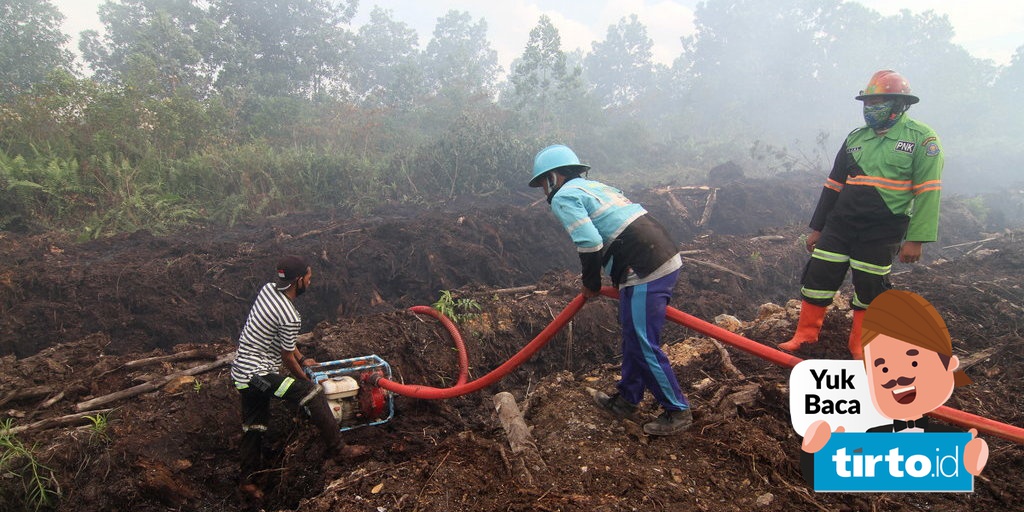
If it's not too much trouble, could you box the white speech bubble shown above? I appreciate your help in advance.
[789,359,889,436]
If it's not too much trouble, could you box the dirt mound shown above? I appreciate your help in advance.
[1,178,1021,511]
[0,206,580,358]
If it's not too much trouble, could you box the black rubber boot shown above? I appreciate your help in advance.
[593,391,638,420]
[643,409,693,436]
[306,394,370,461]
[306,394,345,454]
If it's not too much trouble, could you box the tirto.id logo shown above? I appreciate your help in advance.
[814,432,973,492]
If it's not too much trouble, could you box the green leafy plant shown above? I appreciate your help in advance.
[432,290,482,324]
[0,419,59,511]
[83,413,111,446]
[193,379,203,394]
[0,151,86,230]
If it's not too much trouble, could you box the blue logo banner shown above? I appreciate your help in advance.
[813,432,974,492]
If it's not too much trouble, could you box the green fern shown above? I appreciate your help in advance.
[0,150,86,227]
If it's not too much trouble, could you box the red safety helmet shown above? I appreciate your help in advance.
[855,70,919,105]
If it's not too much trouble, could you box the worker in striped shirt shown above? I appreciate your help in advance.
[231,255,368,503]
[779,70,944,360]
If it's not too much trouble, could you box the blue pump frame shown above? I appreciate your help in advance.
[304,355,394,432]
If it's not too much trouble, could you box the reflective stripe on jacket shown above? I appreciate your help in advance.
[550,178,679,286]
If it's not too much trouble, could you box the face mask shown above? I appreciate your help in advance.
[863,100,900,130]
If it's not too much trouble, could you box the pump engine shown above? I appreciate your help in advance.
[304,355,393,431]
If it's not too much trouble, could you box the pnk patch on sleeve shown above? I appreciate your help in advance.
[925,138,941,157]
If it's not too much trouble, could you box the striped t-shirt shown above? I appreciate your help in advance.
[230,283,301,384]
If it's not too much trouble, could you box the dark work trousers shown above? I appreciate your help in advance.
[800,226,901,310]
[236,373,341,484]
[617,269,690,411]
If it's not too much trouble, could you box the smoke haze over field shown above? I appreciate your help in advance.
[3,0,1022,238]
[56,1,1024,69]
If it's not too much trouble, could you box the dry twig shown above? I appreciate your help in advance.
[682,256,752,281]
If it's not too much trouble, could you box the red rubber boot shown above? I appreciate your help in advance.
[848,309,865,360]
[778,301,827,352]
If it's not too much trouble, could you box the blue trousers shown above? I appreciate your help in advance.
[616,270,690,411]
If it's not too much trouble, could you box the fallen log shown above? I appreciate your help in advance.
[749,235,786,243]
[709,338,746,380]
[493,391,545,485]
[468,285,538,296]
[210,283,248,303]
[0,385,55,408]
[710,382,761,419]
[121,348,218,370]
[664,193,691,219]
[958,345,1004,370]
[40,391,64,409]
[942,235,1001,250]
[697,188,718,227]
[493,392,540,456]
[7,408,115,435]
[104,346,224,381]
[682,256,752,281]
[75,352,235,412]
[652,185,712,193]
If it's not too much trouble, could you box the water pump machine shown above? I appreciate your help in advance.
[304,355,394,431]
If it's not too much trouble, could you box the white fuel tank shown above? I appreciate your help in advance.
[322,375,359,399]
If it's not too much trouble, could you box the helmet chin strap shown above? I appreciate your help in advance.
[545,173,561,204]
[884,101,910,130]
[897,100,911,116]
[544,169,586,203]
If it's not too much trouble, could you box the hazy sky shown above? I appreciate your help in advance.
[55,0,1024,70]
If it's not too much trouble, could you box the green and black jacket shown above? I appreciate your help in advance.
[810,115,944,244]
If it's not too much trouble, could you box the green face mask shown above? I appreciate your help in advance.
[863,100,900,130]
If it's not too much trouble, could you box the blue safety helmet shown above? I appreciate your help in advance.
[529,144,590,188]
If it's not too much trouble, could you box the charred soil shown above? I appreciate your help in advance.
[1,176,1022,511]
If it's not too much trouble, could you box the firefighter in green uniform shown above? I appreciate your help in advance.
[778,70,943,360]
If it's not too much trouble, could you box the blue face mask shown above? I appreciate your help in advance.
[863,100,900,130]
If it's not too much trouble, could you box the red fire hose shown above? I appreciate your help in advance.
[371,295,586,399]
[372,287,1024,445]
[408,305,470,386]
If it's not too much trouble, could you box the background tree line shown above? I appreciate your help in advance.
[1,0,1021,237]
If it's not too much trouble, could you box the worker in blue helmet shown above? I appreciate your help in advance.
[530,144,693,436]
